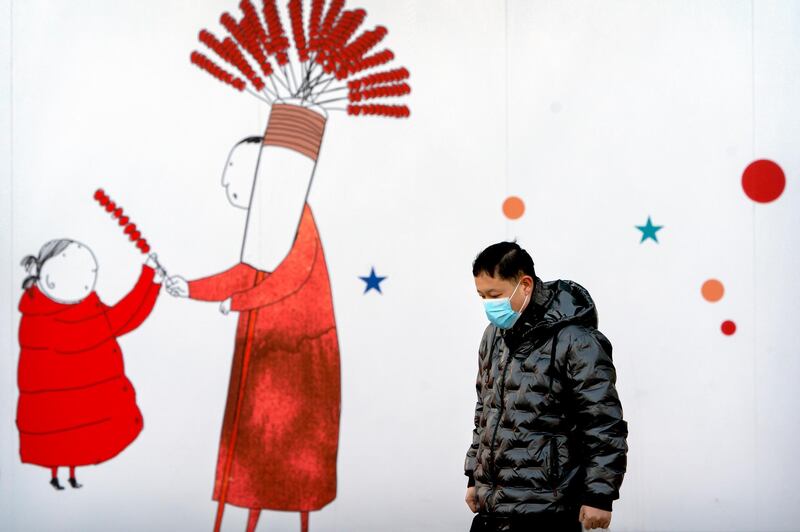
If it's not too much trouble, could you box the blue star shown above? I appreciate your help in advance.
[636,215,664,243]
[359,266,387,294]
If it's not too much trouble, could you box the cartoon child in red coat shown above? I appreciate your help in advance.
[17,238,163,490]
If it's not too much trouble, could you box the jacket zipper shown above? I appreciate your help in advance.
[549,437,559,497]
[547,332,559,497]
[488,348,513,488]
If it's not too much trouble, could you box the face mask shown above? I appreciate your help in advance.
[483,279,530,329]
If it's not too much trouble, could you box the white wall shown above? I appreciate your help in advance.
[1,1,798,531]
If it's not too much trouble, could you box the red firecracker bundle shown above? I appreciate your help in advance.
[190,0,411,117]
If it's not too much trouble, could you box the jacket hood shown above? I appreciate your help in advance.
[499,275,598,344]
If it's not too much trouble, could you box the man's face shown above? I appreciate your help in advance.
[221,139,262,209]
[474,271,534,313]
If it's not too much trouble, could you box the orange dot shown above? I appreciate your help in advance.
[503,196,525,219]
[701,279,724,302]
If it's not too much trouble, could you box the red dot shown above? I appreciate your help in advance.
[721,320,736,335]
[742,159,785,203]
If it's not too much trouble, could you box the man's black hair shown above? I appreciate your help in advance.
[472,240,536,281]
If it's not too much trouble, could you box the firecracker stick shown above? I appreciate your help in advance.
[287,63,299,94]
[308,85,347,100]
[270,76,282,97]
[261,81,278,99]
[246,87,272,104]
[313,76,338,97]
[313,96,347,105]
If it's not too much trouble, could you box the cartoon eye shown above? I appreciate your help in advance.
[233,193,238,199]
[229,162,234,167]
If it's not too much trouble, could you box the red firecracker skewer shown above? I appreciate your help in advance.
[93,188,167,275]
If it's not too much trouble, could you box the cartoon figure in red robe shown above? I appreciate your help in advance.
[166,100,340,532]
[16,239,162,490]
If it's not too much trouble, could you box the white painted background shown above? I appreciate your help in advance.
[1,1,798,531]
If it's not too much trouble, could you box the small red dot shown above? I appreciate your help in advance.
[721,320,737,335]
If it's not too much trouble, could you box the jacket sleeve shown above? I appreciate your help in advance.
[115,281,161,337]
[104,264,160,335]
[188,263,259,302]
[566,326,629,512]
[465,325,491,487]
[229,225,318,312]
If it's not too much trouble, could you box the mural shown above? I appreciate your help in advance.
[14,1,410,530]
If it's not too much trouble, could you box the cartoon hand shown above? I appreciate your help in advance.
[220,298,232,315]
[166,276,189,298]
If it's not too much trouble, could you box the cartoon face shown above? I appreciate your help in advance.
[221,137,262,209]
[38,241,99,304]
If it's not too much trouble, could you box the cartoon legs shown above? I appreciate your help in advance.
[246,509,260,532]
[49,466,82,490]
[243,510,309,532]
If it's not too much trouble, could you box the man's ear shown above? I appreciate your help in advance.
[524,275,535,293]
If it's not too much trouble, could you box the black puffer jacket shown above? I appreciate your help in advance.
[465,276,629,515]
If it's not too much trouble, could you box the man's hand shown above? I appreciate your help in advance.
[165,276,189,298]
[465,486,478,513]
[220,298,232,315]
[580,505,611,529]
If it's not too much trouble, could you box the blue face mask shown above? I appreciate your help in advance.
[483,279,530,329]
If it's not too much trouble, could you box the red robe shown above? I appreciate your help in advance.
[188,202,341,511]
[16,264,161,467]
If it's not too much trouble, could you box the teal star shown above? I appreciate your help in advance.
[636,215,664,243]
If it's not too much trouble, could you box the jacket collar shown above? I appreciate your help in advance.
[18,285,99,316]
[499,275,555,340]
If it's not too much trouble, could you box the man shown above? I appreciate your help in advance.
[465,241,628,531]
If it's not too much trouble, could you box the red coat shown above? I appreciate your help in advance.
[16,264,161,467]
[188,202,341,511]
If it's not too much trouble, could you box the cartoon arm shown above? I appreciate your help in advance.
[228,223,318,312]
[115,281,161,336]
[104,264,161,335]
[20,266,159,353]
[187,263,260,302]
